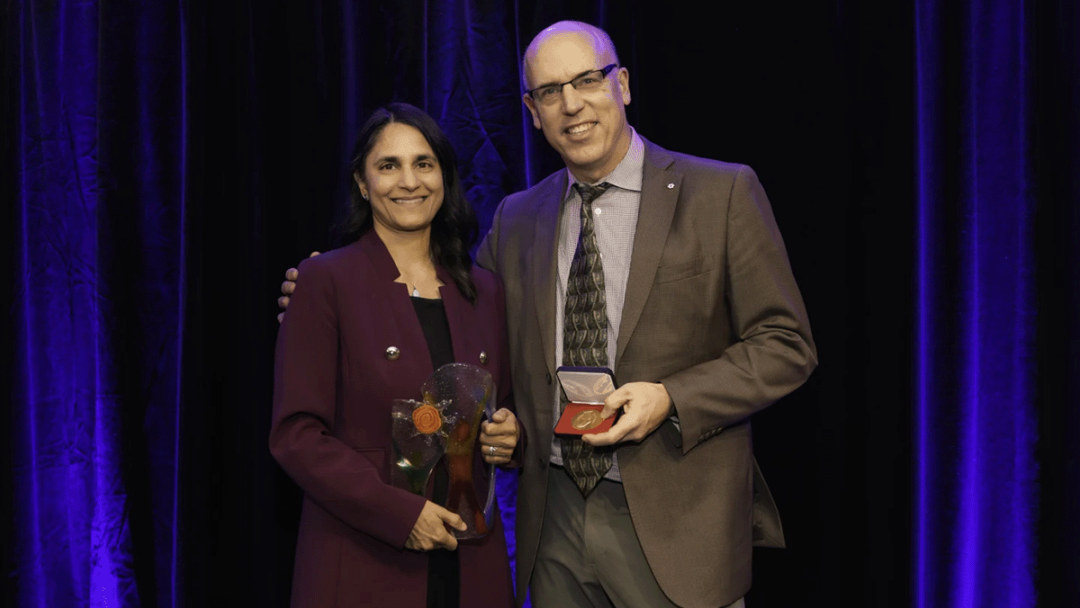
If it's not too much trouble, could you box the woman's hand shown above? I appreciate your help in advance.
[405,501,466,552]
[480,408,519,465]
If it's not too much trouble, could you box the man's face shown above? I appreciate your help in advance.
[524,31,631,183]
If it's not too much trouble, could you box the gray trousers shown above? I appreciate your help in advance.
[529,465,746,608]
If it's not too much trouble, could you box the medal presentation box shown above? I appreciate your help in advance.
[554,366,617,436]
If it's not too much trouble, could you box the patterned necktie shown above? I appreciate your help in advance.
[561,181,614,496]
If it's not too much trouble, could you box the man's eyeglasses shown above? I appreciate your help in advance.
[526,64,618,105]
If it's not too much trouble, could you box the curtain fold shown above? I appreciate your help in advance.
[915,1,1037,606]
[11,1,188,606]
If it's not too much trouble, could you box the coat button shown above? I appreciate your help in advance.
[479,351,488,364]
[545,373,552,384]
[385,346,400,360]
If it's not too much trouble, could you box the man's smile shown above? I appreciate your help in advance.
[564,121,597,136]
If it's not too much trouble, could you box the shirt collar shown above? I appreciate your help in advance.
[563,127,645,201]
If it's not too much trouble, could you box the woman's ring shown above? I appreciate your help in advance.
[488,445,497,456]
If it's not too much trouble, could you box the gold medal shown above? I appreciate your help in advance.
[571,409,603,431]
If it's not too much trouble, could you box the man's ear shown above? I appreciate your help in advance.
[523,94,543,130]
[617,67,631,106]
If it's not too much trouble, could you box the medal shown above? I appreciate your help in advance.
[571,409,603,431]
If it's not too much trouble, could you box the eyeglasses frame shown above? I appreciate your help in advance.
[525,63,620,104]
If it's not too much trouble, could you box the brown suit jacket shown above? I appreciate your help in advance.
[271,231,515,607]
[476,138,817,608]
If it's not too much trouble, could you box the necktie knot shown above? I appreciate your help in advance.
[574,182,612,206]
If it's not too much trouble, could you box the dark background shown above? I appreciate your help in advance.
[3,1,1078,607]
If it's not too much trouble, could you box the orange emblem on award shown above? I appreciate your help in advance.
[412,404,442,435]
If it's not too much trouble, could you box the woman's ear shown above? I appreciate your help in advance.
[354,171,368,200]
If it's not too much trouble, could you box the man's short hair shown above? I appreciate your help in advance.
[521,21,621,91]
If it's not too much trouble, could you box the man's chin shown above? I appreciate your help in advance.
[564,155,609,180]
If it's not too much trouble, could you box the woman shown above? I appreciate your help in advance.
[271,103,519,608]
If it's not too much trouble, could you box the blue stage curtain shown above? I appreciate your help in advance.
[1033,0,1080,603]
[915,1,1038,606]
[10,1,190,607]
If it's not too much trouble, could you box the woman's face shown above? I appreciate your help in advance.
[355,122,444,238]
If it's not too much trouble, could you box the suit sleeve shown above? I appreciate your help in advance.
[269,256,425,548]
[476,205,526,466]
[475,196,508,273]
[493,275,526,468]
[660,165,818,453]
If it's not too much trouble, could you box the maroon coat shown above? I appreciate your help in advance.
[271,230,516,607]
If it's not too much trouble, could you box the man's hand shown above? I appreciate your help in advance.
[277,251,320,323]
[405,501,466,552]
[479,408,519,465]
[582,382,673,447]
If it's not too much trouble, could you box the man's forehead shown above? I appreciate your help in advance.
[528,32,608,80]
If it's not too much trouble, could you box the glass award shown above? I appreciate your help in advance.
[390,363,497,539]
[390,397,448,497]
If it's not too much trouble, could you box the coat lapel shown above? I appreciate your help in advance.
[531,172,568,379]
[358,231,435,387]
[616,141,680,367]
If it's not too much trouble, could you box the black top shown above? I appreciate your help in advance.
[412,296,454,370]
[410,296,459,608]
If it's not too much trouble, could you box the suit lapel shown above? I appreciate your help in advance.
[532,172,568,379]
[358,232,435,386]
[616,141,680,367]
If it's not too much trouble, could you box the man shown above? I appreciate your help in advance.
[282,21,815,608]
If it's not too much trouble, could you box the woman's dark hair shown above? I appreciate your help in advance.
[339,102,479,304]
